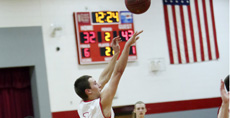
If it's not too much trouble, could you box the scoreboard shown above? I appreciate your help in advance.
[73,11,137,65]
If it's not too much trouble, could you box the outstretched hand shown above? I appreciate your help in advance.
[220,80,229,103]
[126,30,143,46]
[111,36,122,54]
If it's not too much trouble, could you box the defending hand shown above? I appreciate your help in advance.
[220,80,229,104]
[126,30,143,46]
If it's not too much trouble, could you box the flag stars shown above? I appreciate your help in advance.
[164,0,189,5]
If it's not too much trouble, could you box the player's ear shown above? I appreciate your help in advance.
[133,107,136,113]
[85,89,91,95]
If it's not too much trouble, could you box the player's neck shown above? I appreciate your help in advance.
[137,116,145,118]
[87,95,99,101]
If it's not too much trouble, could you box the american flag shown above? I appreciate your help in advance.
[163,0,219,64]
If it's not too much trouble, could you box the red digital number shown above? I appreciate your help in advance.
[121,30,134,41]
[82,48,90,57]
[82,32,96,43]
[131,46,136,54]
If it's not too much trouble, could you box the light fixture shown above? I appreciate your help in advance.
[50,24,63,38]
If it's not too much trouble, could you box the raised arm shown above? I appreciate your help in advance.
[218,80,229,118]
[98,36,122,90]
[100,30,143,117]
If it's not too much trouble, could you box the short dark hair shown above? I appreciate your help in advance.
[224,75,229,91]
[74,75,92,101]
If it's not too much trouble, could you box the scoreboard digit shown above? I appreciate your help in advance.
[73,11,137,65]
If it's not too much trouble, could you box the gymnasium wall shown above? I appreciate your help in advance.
[0,27,51,117]
[0,0,229,117]
[145,108,219,118]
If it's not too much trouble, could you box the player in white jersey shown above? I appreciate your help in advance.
[74,30,143,118]
[78,98,114,118]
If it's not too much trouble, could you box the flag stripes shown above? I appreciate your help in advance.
[163,0,219,64]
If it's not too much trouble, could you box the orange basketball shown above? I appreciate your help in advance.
[125,0,151,14]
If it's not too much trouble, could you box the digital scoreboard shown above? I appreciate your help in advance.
[73,11,137,65]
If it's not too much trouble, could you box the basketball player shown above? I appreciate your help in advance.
[74,30,143,118]
[132,101,147,118]
[218,75,229,118]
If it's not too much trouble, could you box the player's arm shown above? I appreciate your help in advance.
[217,80,229,118]
[98,36,122,90]
[100,30,143,117]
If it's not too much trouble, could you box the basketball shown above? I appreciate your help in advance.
[125,0,151,14]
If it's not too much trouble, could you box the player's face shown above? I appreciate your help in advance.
[134,103,147,118]
[88,78,101,98]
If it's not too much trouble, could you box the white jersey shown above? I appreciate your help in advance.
[78,98,115,118]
